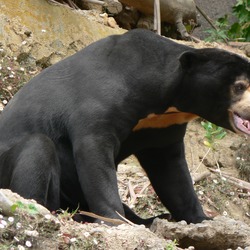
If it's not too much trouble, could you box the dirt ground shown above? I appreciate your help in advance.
[0,3,250,250]
[118,120,250,225]
[0,124,249,249]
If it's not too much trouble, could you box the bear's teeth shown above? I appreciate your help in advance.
[243,120,249,129]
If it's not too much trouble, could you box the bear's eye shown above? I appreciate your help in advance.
[233,81,248,94]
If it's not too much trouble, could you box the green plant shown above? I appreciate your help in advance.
[194,121,227,173]
[205,15,230,42]
[228,0,250,41]
[11,201,39,215]
[57,206,79,221]
[165,239,178,250]
[201,121,227,150]
[205,0,250,42]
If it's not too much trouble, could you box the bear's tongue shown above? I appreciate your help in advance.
[234,113,250,135]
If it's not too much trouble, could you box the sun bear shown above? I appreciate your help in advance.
[0,29,249,224]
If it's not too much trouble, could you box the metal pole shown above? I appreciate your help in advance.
[154,0,161,35]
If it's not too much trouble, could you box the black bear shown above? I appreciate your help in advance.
[0,29,249,224]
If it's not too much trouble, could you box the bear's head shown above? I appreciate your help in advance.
[176,49,250,135]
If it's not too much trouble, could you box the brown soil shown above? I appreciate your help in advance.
[0,3,250,250]
[119,120,250,225]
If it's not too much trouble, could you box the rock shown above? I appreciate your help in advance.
[107,17,118,28]
[0,189,50,216]
[245,44,250,57]
[0,190,13,216]
[0,0,125,67]
[104,0,123,15]
[0,189,177,250]
[151,216,250,250]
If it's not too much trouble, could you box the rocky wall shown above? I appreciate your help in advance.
[194,0,237,39]
[0,0,124,67]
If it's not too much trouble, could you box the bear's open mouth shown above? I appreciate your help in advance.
[233,112,250,135]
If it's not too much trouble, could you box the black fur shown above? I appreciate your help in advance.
[0,29,249,224]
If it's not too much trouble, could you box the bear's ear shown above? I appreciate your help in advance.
[179,51,208,71]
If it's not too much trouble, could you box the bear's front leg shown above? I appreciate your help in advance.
[136,141,209,223]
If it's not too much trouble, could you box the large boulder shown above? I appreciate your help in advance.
[0,0,124,67]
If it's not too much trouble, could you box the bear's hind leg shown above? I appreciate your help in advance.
[1,134,60,211]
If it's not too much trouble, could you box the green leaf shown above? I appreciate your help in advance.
[16,201,25,209]
[217,15,229,27]
[204,140,212,148]
[215,131,227,140]
[228,23,242,38]
[27,204,39,214]
[11,204,18,212]
[201,121,208,129]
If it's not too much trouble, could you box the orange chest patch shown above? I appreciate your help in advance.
[133,109,198,131]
